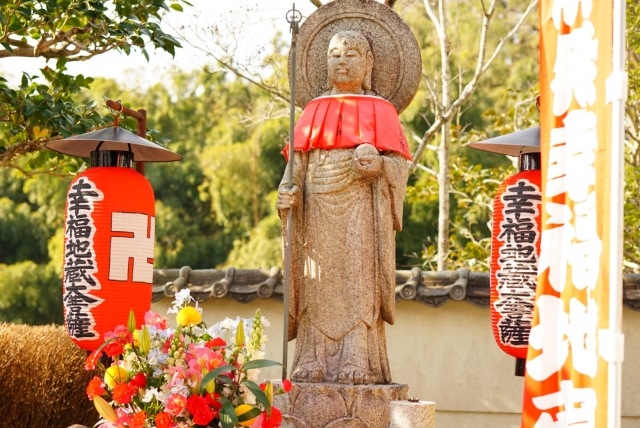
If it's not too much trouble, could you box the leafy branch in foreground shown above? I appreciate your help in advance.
[0,0,188,174]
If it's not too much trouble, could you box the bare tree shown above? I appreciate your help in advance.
[416,0,537,270]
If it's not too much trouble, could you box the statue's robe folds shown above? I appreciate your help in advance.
[280,95,409,384]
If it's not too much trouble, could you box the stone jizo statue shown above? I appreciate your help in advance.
[278,29,411,385]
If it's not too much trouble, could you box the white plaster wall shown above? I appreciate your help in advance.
[152,298,640,427]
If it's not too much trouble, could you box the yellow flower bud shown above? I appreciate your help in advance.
[93,396,118,422]
[127,309,136,333]
[236,320,245,348]
[264,381,274,405]
[140,326,150,356]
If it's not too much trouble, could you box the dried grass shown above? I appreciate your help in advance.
[0,323,100,428]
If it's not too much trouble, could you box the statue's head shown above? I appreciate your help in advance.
[326,31,374,95]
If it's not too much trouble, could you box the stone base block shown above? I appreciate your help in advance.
[280,382,408,428]
[389,400,435,428]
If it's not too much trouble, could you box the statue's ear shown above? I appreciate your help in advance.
[364,51,373,91]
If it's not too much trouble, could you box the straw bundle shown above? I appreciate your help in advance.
[0,323,100,428]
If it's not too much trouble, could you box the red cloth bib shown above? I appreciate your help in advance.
[284,95,412,161]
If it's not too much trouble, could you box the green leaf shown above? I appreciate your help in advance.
[217,375,234,385]
[241,358,282,371]
[170,3,183,11]
[237,406,262,423]
[219,412,233,428]
[1,42,13,52]
[241,380,272,416]
[199,364,237,394]
[218,397,240,428]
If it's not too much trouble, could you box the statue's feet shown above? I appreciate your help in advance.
[291,363,324,383]
[337,365,371,385]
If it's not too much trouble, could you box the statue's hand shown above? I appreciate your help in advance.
[353,152,383,178]
[353,143,382,178]
[277,185,300,210]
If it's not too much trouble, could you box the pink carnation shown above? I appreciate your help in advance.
[186,344,224,373]
[104,325,134,344]
[144,310,168,329]
[166,393,188,416]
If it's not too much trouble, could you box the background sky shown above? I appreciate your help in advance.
[1,0,318,87]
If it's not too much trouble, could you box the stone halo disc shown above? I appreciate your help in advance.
[289,0,422,114]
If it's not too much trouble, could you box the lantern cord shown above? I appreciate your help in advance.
[282,2,302,382]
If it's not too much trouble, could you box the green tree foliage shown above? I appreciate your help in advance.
[0,227,64,324]
[391,0,539,269]
[77,70,288,271]
[405,87,537,271]
[0,0,187,324]
[0,0,187,172]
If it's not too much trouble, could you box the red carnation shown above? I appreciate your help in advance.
[205,337,227,349]
[104,341,125,357]
[259,382,267,391]
[86,376,105,400]
[132,411,148,428]
[130,372,147,389]
[261,407,282,428]
[204,392,222,411]
[187,395,215,426]
[155,412,173,428]
[84,351,102,371]
[112,382,135,405]
[187,395,208,413]
[282,380,292,393]
[193,406,215,426]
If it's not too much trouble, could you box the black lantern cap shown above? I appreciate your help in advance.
[467,126,540,157]
[45,127,182,162]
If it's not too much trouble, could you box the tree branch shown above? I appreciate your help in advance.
[0,136,63,167]
[480,0,538,75]
[422,0,442,42]
[5,37,31,48]
[308,0,323,7]
[410,0,538,172]
[198,49,290,102]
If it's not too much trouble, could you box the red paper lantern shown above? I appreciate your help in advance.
[490,169,542,359]
[62,161,155,351]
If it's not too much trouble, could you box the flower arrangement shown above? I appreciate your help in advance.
[84,290,290,428]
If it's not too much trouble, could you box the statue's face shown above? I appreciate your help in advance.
[327,32,370,94]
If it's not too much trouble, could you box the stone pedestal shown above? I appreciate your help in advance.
[278,382,408,428]
[389,400,435,428]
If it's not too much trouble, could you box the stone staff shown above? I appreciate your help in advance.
[282,3,302,381]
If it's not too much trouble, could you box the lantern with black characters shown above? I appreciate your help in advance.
[469,126,541,376]
[47,112,181,351]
